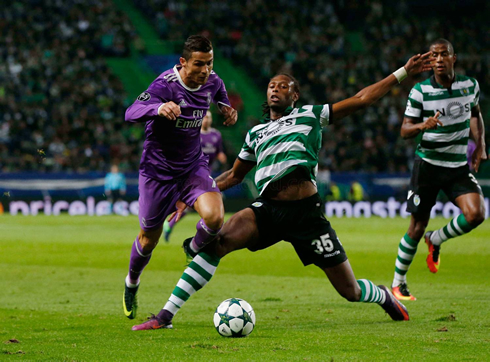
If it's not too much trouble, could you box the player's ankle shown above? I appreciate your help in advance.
[157,309,174,323]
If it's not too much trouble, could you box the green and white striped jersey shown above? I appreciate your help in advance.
[405,75,480,168]
[238,104,331,195]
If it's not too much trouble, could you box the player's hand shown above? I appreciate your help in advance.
[422,111,443,130]
[220,104,238,126]
[404,51,432,76]
[158,101,181,120]
[167,200,188,223]
[472,142,488,173]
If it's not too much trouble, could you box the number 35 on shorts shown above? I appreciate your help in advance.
[312,233,339,254]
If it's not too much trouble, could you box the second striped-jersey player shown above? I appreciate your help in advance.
[391,39,486,302]
[405,74,480,168]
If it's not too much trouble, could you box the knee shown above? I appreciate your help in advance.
[464,209,485,227]
[409,221,428,241]
[202,212,224,230]
[138,232,159,253]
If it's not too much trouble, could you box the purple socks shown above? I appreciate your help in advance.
[128,237,152,284]
[190,218,221,253]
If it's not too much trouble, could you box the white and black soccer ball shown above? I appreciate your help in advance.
[213,298,255,337]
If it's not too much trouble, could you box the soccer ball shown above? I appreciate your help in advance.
[213,298,255,337]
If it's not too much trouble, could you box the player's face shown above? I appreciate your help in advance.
[180,51,214,86]
[267,75,298,112]
[201,111,212,130]
[430,44,456,77]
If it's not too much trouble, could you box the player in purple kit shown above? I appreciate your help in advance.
[200,110,227,168]
[123,35,238,320]
[163,110,227,242]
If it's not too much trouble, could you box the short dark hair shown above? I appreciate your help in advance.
[429,38,455,54]
[182,35,213,60]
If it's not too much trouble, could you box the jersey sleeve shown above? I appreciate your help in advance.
[314,104,332,126]
[301,104,332,126]
[237,131,256,163]
[404,84,423,119]
[125,80,172,123]
[472,78,480,108]
[212,77,231,109]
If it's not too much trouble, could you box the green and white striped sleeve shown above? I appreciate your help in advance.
[405,84,423,118]
[306,104,332,126]
[473,78,480,107]
[237,131,256,163]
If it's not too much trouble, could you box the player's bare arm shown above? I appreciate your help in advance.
[158,101,181,120]
[215,158,255,191]
[331,52,432,122]
[470,104,487,172]
[400,112,443,139]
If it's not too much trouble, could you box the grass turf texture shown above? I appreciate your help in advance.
[1,214,489,361]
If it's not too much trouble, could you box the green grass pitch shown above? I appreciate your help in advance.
[1,214,489,361]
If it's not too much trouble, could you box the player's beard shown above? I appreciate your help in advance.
[269,103,288,114]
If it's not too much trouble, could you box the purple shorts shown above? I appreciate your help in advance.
[138,160,220,230]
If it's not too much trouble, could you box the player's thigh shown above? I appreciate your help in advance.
[138,174,179,231]
[290,216,347,269]
[180,161,222,222]
[446,171,484,213]
[193,191,224,224]
[406,160,439,215]
[455,192,485,224]
[213,208,260,257]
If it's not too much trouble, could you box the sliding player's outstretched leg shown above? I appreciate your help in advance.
[324,260,409,321]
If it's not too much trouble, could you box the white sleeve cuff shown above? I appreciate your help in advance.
[157,103,166,116]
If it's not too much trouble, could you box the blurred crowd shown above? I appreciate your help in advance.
[0,0,138,172]
[1,0,488,174]
[135,0,489,173]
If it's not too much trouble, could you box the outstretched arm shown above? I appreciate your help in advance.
[215,158,255,191]
[470,104,487,172]
[331,52,432,122]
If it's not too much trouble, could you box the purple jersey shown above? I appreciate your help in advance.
[200,128,223,165]
[125,65,230,180]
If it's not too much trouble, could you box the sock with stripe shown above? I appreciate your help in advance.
[392,233,419,288]
[357,279,386,304]
[157,251,220,322]
[190,218,221,253]
[430,214,476,246]
[127,237,152,285]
